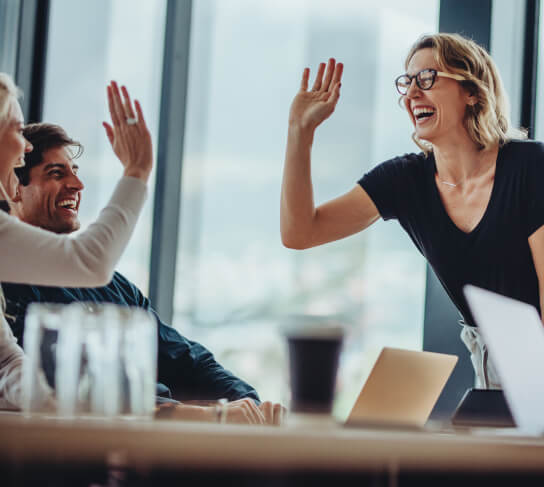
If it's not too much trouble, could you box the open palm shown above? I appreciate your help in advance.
[103,82,153,181]
[289,58,344,131]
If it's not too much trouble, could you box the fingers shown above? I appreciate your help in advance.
[108,82,145,129]
[309,59,341,93]
[311,62,326,91]
[102,122,114,146]
[332,62,344,85]
[260,402,286,426]
[242,399,265,425]
[256,402,286,426]
[106,85,121,127]
[225,403,252,424]
[300,67,310,92]
[260,401,274,424]
[110,81,126,126]
[321,58,336,92]
[273,404,286,426]
[326,81,342,106]
[241,405,260,424]
[229,398,265,425]
[121,85,136,120]
[134,100,148,131]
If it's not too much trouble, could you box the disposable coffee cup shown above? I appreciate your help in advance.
[283,317,344,414]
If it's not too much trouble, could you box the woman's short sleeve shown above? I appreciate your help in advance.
[357,153,424,221]
[525,143,544,237]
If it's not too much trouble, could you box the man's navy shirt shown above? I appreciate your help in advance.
[3,272,260,403]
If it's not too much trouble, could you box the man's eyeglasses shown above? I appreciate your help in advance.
[395,69,466,95]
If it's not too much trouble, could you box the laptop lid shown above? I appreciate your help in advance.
[464,285,544,434]
[345,347,457,428]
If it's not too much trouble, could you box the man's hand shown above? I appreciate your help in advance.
[258,400,286,426]
[156,398,286,426]
[219,398,267,424]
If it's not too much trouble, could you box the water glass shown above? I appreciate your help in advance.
[22,302,157,418]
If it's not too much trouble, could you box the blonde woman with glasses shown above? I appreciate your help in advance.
[0,73,153,408]
[281,33,538,389]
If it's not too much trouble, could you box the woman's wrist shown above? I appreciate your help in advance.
[123,167,151,182]
[288,121,315,141]
[289,120,317,138]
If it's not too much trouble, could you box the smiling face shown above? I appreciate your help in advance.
[403,48,475,147]
[14,145,84,234]
[0,98,33,197]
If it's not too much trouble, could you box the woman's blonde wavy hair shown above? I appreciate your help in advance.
[0,73,21,206]
[0,73,21,313]
[404,33,526,154]
[0,73,20,127]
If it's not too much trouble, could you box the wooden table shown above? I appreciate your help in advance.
[2,412,544,485]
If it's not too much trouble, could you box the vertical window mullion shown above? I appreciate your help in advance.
[148,0,193,323]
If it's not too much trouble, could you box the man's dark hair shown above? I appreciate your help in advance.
[17,123,83,186]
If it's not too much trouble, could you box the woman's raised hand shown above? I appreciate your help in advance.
[289,58,343,132]
[103,81,153,183]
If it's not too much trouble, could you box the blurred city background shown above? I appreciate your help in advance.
[42,0,439,417]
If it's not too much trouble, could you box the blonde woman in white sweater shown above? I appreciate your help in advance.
[0,73,153,408]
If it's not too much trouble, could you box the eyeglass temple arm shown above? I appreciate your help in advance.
[437,71,466,81]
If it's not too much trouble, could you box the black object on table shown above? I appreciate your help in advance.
[451,388,515,427]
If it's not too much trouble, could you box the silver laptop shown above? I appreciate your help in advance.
[464,285,544,435]
[345,347,457,428]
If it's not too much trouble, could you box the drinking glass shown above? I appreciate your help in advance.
[22,302,157,418]
[22,303,73,414]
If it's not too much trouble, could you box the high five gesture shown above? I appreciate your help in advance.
[289,58,343,131]
[103,81,153,183]
[281,58,379,250]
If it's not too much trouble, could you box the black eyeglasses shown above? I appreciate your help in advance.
[395,69,466,95]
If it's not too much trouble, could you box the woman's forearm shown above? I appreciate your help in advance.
[281,125,317,249]
[0,317,55,410]
[281,59,343,249]
[0,177,146,287]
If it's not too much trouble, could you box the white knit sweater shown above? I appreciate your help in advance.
[0,176,147,409]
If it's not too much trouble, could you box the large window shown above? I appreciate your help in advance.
[490,0,525,130]
[0,0,20,75]
[535,2,544,141]
[174,0,438,417]
[41,0,166,292]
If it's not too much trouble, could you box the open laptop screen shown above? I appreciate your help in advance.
[464,285,544,434]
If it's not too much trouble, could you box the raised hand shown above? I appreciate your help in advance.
[289,58,343,132]
[103,81,153,182]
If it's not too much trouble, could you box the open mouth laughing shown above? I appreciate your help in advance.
[56,198,79,214]
[412,105,436,125]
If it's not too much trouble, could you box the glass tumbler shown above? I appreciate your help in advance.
[77,304,158,418]
[22,302,82,414]
[22,303,157,418]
